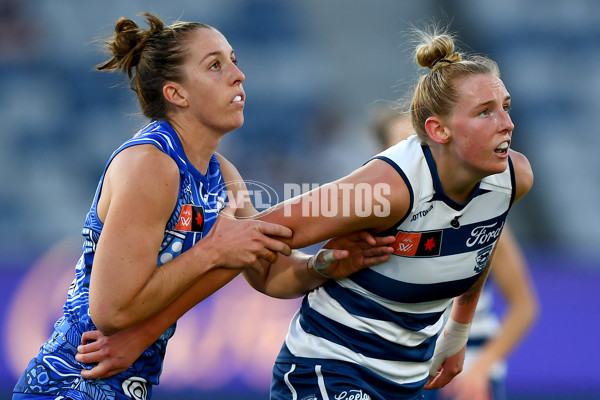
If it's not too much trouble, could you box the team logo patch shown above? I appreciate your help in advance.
[122,376,148,400]
[393,230,442,257]
[475,244,494,272]
[174,204,205,232]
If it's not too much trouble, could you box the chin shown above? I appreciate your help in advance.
[225,117,244,133]
[490,159,509,174]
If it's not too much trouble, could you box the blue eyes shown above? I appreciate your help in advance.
[479,105,511,117]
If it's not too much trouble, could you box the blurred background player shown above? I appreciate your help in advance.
[369,105,539,400]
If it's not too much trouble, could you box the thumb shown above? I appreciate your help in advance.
[429,355,443,377]
[315,248,344,265]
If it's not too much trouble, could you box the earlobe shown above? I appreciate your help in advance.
[424,117,450,144]
[163,83,188,108]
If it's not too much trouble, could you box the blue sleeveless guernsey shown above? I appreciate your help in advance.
[271,135,516,400]
[13,120,227,400]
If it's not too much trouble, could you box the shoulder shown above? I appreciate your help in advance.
[113,143,179,179]
[509,149,533,202]
[99,144,180,223]
[107,144,180,202]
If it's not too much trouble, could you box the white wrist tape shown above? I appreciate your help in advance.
[429,318,471,376]
[307,249,336,279]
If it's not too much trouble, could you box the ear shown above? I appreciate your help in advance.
[163,82,189,108]
[424,116,450,144]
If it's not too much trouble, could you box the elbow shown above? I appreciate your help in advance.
[89,300,131,335]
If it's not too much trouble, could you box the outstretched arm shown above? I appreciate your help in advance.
[219,155,401,299]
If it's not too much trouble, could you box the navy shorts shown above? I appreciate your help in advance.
[271,360,426,400]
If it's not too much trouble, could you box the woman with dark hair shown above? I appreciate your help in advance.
[12,13,393,400]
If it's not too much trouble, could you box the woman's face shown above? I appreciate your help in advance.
[445,73,514,177]
[178,27,246,134]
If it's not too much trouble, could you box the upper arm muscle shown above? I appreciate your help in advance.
[90,145,179,318]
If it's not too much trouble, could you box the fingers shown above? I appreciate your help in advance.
[77,341,101,355]
[360,245,394,258]
[81,363,125,380]
[262,250,278,264]
[80,330,101,345]
[81,365,103,380]
[375,235,396,245]
[343,231,395,249]
[424,363,457,390]
[424,369,447,390]
[256,221,293,239]
[361,254,391,267]
[355,230,376,246]
[315,248,347,265]
[424,375,436,390]
[75,349,99,364]
[262,235,292,257]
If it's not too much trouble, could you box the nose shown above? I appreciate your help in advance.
[231,62,245,85]
[500,109,514,134]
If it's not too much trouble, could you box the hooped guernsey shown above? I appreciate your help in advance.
[272,134,515,399]
[14,120,227,400]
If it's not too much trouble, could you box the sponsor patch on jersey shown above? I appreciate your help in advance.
[174,204,205,232]
[393,230,442,257]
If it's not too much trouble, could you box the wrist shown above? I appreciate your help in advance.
[196,236,223,271]
[306,256,329,280]
[444,318,471,338]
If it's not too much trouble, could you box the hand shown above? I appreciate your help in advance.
[424,318,470,390]
[309,231,395,279]
[438,367,492,400]
[424,347,466,390]
[75,327,148,380]
[201,198,293,273]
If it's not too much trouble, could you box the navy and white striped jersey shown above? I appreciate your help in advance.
[14,120,227,399]
[274,135,515,397]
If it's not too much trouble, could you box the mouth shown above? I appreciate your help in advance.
[494,140,510,155]
[232,93,244,104]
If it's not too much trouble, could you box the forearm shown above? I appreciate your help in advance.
[451,264,492,324]
[92,244,222,334]
[243,250,326,299]
[119,267,242,345]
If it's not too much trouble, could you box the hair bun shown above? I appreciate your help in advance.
[415,33,462,70]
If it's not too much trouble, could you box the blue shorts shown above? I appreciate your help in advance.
[271,360,426,400]
[13,394,90,400]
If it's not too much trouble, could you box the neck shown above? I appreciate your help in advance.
[168,118,223,175]
[428,145,482,204]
